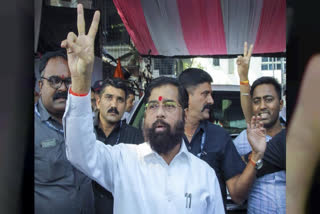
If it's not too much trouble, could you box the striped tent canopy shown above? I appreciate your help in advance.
[113,0,286,57]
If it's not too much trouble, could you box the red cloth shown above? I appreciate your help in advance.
[113,0,285,56]
[177,0,227,55]
[254,0,286,53]
[113,0,158,55]
[113,59,124,79]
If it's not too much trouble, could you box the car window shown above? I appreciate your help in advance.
[210,91,246,137]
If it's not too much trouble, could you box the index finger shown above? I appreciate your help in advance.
[88,10,100,39]
[247,44,254,58]
[243,42,248,56]
[77,4,85,35]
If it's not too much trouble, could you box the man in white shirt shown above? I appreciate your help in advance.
[61,5,266,213]
[61,4,226,214]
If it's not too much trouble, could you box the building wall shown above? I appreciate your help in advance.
[190,57,285,85]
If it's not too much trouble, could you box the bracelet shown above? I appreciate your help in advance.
[69,87,89,97]
[241,93,249,96]
[240,80,249,85]
[249,158,256,167]
[248,153,256,167]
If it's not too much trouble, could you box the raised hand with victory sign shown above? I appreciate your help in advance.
[61,4,100,94]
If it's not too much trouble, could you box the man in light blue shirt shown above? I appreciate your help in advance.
[236,46,286,213]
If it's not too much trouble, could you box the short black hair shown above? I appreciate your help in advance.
[144,76,188,109]
[250,77,282,100]
[127,88,135,96]
[39,49,67,76]
[178,68,213,94]
[99,78,128,99]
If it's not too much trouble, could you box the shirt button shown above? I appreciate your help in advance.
[188,146,191,150]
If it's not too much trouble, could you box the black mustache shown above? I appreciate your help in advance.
[152,119,170,129]
[53,91,68,100]
[201,104,213,112]
[107,107,119,115]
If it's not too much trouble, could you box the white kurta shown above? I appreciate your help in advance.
[63,92,225,214]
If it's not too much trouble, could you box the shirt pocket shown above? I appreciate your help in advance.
[35,139,73,183]
[184,192,209,214]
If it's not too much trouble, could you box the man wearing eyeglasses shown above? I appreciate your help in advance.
[35,49,94,214]
[59,5,242,213]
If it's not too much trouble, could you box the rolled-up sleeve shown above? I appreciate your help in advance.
[62,91,117,193]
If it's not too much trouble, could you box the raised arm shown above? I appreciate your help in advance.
[61,4,118,193]
[60,4,99,94]
[237,42,254,123]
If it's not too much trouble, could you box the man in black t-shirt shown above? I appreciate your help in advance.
[92,78,144,214]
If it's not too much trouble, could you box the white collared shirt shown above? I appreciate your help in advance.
[63,92,225,214]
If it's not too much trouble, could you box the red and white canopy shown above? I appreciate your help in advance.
[113,0,286,56]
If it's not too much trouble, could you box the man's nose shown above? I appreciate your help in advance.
[155,105,166,119]
[207,94,214,105]
[58,81,68,91]
[259,100,267,110]
[110,98,117,107]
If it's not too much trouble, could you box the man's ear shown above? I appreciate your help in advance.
[96,96,101,110]
[38,80,43,95]
[184,108,188,121]
[279,99,284,110]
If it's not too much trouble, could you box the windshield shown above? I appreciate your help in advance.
[210,91,246,137]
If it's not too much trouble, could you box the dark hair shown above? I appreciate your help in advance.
[99,78,128,99]
[39,49,67,76]
[127,88,135,96]
[178,68,213,93]
[144,76,188,109]
[250,77,282,100]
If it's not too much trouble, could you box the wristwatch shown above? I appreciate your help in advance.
[254,159,263,170]
[248,154,263,170]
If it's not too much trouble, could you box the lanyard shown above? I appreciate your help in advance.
[35,104,64,134]
[197,132,206,158]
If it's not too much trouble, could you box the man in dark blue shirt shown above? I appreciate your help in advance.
[178,68,266,209]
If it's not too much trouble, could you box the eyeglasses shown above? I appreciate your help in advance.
[145,100,181,113]
[41,76,72,89]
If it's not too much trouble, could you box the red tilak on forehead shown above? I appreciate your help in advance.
[158,96,163,101]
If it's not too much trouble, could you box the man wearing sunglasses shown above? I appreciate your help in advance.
[35,49,94,214]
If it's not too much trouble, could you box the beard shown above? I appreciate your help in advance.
[263,115,279,129]
[144,119,185,155]
[258,110,280,129]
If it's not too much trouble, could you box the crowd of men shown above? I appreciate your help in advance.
[34,4,286,214]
